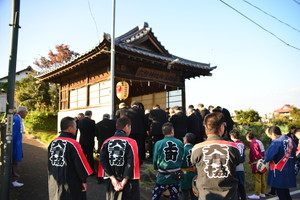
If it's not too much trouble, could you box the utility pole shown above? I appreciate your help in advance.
[1,0,21,199]
[110,0,116,119]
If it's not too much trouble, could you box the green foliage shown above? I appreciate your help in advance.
[15,74,58,112]
[0,82,8,93]
[234,109,261,125]
[24,111,57,132]
[29,130,58,144]
[290,106,300,124]
[269,116,289,126]
[235,122,268,146]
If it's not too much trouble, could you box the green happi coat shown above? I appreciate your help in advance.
[180,143,197,189]
[153,136,184,184]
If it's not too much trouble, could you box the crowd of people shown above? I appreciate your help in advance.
[11,103,300,200]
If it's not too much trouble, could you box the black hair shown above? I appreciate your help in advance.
[116,117,131,130]
[203,112,225,134]
[268,126,282,136]
[61,117,75,131]
[229,130,240,139]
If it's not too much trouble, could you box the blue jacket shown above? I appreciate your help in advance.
[264,135,297,189]
[13,114,23,161]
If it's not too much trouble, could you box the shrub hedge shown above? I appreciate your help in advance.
[24,111,57,132]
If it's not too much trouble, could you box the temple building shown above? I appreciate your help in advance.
[37,22,216,123]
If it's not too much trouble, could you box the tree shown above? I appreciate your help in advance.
[15,74,52,111]
[234,109,261,125]
[33,44,79,69]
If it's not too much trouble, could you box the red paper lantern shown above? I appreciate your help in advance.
[116,81,129,100]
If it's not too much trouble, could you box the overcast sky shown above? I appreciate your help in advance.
[0,0,299,116]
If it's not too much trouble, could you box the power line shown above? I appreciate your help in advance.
[242,0,300,33]
[87,0,101,43]
[219,0,300,51]
[292,0,300,6]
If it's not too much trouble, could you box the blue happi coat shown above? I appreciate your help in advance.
[264,135,297,189]
[13,114,23,161]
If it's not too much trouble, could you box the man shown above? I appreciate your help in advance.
[191,112,240,200]
[180,132,197,200]
[213,106,234,140]
[75,113,84,140]
[246,131,267,199]
[98,117,140,200]
[78,110,96,173]
[115,102,127,119]
[169,106,187,141]
[48,117,93,200]
[125,101,146,162]
[152,122,184,200]
[264,126,297,200]
[12,106,28,187]
[95,113,116,150]
[287,126,298,147]
[230,130,247,200]
[186,108,202,143]
[196,103,210,120]
[148,104,168,159]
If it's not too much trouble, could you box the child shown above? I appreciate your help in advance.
[180,133,197,200]
[246,132,267,199]
[229,130,246,200]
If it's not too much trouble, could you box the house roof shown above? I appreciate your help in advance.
[274,104,293,113]
[37,22,216,81]
[0,66,35,82]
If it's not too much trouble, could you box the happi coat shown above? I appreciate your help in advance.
[48,132,93,200]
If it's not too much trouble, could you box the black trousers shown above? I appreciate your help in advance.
[81,144,95,172]
[106,179,140,200]
[274,188,292,200]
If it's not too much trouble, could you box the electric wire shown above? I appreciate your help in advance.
[242,0,300,33]
[219,0,300,51]
[292,0,300,6]
[87,0,101,43]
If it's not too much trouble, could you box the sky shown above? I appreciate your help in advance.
[0,0,299,116]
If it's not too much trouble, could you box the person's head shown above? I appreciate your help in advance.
[197,103,204,109]
[103,113,110,119]
[172,106,181,113]
[294,128,300,140]
[85,110,92,118]
[186,108,194,116]
[60,117,76,135]
[267,126,282,140]
[77,113,84,120]
[131,101,139,108]
[145,109,150,115]
[290,126,296,134]
[116,117,131,135]
[17,106,28,119]
[229,130,240,141]
[119,102,127,109]
[183,132,196,145]
[203,112,225,136]
[208,105,214,112]
[153,104,160,109]
[245,132,255,142]
[188,105,194,109]
[162,122,174,136]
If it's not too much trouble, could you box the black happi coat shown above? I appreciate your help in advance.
[48,132,93,200]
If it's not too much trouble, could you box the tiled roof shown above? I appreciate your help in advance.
[37,22,215,79]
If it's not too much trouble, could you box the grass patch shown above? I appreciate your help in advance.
[26,129,57,145]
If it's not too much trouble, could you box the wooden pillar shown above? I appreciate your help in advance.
[182,80,186,114]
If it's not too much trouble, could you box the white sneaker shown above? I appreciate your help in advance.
[260,193,266,198]
[248,194,260,199]
[12,181,24,187]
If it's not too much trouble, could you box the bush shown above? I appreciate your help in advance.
[24,111,57,132]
